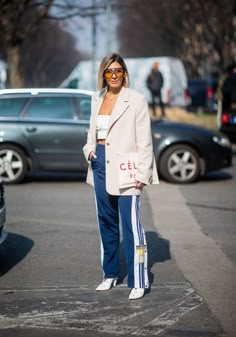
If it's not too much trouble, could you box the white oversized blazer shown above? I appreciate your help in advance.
[83,86,154,196]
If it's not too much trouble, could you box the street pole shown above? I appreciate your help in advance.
[92,0,96,90]
[106,0,112,53]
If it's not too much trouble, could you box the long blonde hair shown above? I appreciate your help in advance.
[97,53,130,90]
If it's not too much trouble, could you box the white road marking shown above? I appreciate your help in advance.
[132,292,203,335]
[0,283,203,335]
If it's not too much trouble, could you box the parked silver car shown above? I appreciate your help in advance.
[0,88,93,183]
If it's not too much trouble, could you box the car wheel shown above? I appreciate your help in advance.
[0,145,27,184]
[159,144,201,183]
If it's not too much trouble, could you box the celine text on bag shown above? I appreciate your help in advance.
[116,152,159,189]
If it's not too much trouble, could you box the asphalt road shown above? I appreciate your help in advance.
[0,154,235,337]
[180,161,236,265]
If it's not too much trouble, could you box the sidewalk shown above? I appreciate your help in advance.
[146,183,236,337]
[149,106,218,130]
[150,106,198,123]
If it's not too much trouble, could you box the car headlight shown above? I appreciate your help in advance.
[213,135,231,147]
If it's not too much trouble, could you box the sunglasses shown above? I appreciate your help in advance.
[103,68,125,80]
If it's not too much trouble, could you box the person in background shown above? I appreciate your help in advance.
[146,61,165,118]
[221,62,236,110]
[83,53,155,300]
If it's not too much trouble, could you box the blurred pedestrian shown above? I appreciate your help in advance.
[83,53,157,300]
[146,61,165,118]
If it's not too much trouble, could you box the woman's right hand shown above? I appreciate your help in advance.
[89,151,97,161]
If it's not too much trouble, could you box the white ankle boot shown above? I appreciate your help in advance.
[96,278,118,291]
[129,288,145,300]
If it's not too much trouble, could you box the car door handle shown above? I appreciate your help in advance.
[26,127,37,132]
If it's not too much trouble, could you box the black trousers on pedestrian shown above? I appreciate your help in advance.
[151,91,165,117]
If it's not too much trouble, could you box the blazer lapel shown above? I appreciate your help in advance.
[93,87,130,135]
[108,87,129,131]
[93,88,106,115]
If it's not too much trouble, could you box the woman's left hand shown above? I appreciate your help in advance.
[134,180,146,189]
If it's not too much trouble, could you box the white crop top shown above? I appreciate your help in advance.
[96,115,110,140]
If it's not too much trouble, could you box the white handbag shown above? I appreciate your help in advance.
[116,152,159,189]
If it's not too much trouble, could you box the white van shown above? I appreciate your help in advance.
[0,59,7,89]
[61,56,189,107]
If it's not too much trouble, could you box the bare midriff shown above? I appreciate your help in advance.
[97,140,106,144]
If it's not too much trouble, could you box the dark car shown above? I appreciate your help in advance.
[217,64,236,143]
[152,120,232,183]
[0,88,232,184]
[218,106,236,144]
[0,180,7,245]
[187,78,218,112]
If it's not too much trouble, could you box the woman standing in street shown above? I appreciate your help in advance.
[83,53,156,300]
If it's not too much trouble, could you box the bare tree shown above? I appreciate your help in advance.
[114,0,236,78]
[21,19,86,87]
[1,0,235,86]
[180,0,236,77]
[0,0,93,87]
[0,0,54,87]
[115,0,182,57]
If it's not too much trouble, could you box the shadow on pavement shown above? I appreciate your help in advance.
[201,170,233,182]
[0,232,34,276]
[118,231,171,285]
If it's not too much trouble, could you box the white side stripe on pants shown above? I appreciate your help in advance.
[131,196,149,289]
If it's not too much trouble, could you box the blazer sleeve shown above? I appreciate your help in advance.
[83,94,97,162]
[135,95,154,185]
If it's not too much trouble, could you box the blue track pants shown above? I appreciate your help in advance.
[91,144,149,289]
